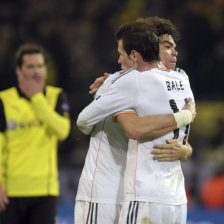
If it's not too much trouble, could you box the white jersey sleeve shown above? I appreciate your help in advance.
[77,69,138,134]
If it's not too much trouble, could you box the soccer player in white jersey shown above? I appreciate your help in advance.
[76,22,195,224]
[124,16,194,162]
[89,17,194,162]
[113,23,194,224]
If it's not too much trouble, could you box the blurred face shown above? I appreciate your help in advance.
[16,53,47,82]
[117,40,136,71]
[159,34,178,70]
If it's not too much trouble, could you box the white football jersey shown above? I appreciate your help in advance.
[76,72,129,204]
[122,68,194,205]
[77,68,194,205]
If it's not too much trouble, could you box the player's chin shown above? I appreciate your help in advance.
[169,62,176,70]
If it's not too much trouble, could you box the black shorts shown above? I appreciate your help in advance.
[0,196,58,224]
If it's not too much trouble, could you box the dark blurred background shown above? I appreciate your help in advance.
[0,0,224,222]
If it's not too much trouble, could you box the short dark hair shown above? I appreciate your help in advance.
[136,17,181,42]
[15,43,46,67]
[116,22,159,62]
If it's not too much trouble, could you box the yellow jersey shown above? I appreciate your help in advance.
[0,86,70,197]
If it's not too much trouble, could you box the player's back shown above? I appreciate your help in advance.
[124,68,194,205]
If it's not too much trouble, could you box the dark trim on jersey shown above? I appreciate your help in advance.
[126,201,139,224]
[174,67,186,74]
[16,86,47,101]
[0,99,6,132]
[86,202,98,224]
[55,91,70,115]
[111,68,134,84]
[183,98,190,145]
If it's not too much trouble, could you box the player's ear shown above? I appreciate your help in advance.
[131,50,137,58]
[16,66,22,77]
[131,50,141,64]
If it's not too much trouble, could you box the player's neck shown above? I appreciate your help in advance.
[136,60,160,72]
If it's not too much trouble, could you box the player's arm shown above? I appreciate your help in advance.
[31,91,71,140]
[77,71,137,135]
[77,90,132,135]
[151,140,193,162]
[116,99,195,140]
[116,113,176,140]
[0,99,9,212]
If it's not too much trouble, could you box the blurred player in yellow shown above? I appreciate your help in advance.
[0,43,71,224]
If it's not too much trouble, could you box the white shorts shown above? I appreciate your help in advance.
[118,201,187,224]
[74,200,122,224]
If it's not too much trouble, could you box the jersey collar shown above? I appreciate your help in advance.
[16,85,46,100]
